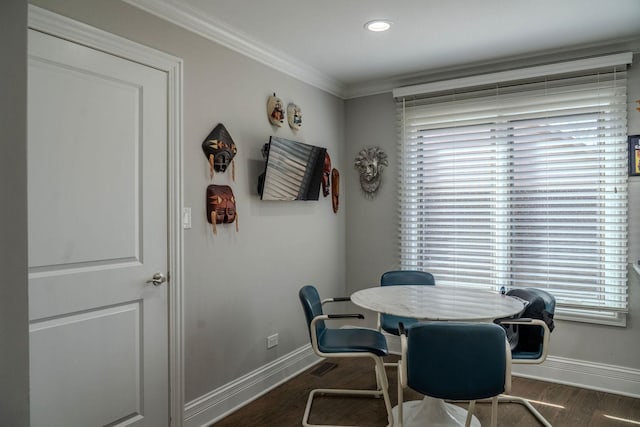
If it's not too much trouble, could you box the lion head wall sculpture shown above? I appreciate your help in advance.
[354,147,388,197]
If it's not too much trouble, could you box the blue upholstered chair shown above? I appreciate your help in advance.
[378,270,435,335]
[397,322,512,427]
[492,288,556,427]
[299,285,393,427]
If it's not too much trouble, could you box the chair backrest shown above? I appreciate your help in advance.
[406,322,507,400]
[378,271,436,334]
[505,288,555,353]
[381,270,435,287]
[299,285,326,341]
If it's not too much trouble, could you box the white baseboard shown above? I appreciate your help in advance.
[512,355,640,399]
[385,333,640,399]
[185,338,640,427]
[184,345,320,427]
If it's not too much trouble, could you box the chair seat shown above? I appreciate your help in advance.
[381,314,419,335]
[318,328,388,356]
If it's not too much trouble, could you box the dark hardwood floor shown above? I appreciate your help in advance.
[211,356,640,427]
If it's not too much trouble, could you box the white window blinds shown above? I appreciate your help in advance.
[397,63,629,316]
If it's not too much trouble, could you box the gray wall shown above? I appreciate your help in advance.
[23,0,640,418]
[0,0,29,425]
[345,93,399,291]
[31,0,346,403]
[345,57,640,371]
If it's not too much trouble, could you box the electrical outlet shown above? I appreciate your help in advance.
[267,333,279,349]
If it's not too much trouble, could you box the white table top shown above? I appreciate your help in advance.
[351,285,526,322]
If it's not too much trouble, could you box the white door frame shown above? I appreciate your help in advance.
[28,5,185,426]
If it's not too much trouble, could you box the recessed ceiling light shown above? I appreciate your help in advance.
[364,20,392,32]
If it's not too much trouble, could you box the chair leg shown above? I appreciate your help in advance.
[302,388,386,427]
[397,362,404,427]
[373,356,394,427]
[465,400,476,427]
[496,394,552,427]
[302,356,393,427]
[490,396,498,427]
[472,394,552,427]
[375,361,382,390]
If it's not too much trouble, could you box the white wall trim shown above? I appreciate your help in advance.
[385,333,640,399]
[512,356,640,399]
[123,0,345,98]
[28,6,186,426]
[184,339,638,427]
[184,345,321,427]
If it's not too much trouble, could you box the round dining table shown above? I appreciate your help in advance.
[351,285,527,427]
[351,285,526,322]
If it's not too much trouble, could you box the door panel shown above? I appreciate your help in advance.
[28,55,139,270]
[28,29,168,427]
[30,303,142,426]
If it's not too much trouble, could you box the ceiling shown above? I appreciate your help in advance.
[127,0,640,98]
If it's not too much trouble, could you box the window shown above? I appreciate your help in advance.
[396,56,631,324]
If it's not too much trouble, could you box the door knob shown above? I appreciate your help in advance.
[146,272,167,286]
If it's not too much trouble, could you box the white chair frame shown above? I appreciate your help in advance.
[302,298,394,427]
[482,318,553,427]
[376,319,402,370]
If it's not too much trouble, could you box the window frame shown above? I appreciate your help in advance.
[395,56,632,326]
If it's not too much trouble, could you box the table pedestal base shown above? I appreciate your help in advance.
[392,397,480,427]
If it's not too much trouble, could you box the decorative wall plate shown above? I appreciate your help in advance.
[287,103,302,129]
[267,93,285,126]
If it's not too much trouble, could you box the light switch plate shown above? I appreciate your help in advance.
[183,207,192,229]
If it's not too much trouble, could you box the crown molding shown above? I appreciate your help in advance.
[343,80,396,100]
[123,0,346,98]
[123,1,640,101]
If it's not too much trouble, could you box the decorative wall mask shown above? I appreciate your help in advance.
[267,93,285,126]
[287,103,302,129]
[322,152,331,197]
[201,123,237,180]
[354,147,388,197]
[206,184,238,235]
[331,168,340,213]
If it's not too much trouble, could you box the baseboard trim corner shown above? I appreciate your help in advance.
[184,344,320,427]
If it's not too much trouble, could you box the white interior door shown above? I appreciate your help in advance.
[28,28,169,427]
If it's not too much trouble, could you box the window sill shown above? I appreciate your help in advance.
[555,308,627,327]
